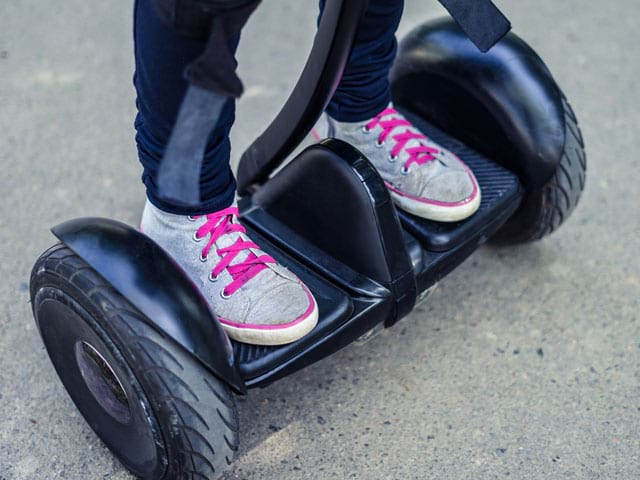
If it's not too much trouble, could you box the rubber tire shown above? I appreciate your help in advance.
[30,244,239,480]
[491,95,586,244]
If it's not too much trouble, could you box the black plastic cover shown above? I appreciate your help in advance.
[52,218,246,394]
[391,18,566,189]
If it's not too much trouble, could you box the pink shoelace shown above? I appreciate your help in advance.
[365,107,439,171]
[192,207,276,297]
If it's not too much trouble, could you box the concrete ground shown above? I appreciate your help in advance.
[1,1,639,478]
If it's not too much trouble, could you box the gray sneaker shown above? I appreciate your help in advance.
[141,200,319,345]
[312,103,481,222]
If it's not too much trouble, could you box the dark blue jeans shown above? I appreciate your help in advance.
[134,0,404,214]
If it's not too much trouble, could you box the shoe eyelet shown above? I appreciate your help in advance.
[187,215,197,222]
[208,272,218,282]
[220,289,231,299]
[192,231,203,242]
[199,252,208,262]
[388,154,398,163]
[361,125,371,134]
[401,166,409,175]
[375,140,385,148]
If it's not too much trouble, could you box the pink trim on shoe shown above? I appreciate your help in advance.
[217,285,317,331]
[385,162,479,207]
[310,128,322,141]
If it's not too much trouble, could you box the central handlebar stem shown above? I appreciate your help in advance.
[236,0,369,195]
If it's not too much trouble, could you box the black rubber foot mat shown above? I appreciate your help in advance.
[230,227,353,380]
[397,110,522,252]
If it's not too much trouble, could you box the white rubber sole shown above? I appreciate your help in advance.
[220,301,319,346]
[390,189,481,222]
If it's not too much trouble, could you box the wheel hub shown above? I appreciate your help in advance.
[74,341,132,424]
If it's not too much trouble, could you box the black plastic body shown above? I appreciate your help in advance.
[236,0,368,194]
[49,134,523,392]
[51,218,247,394]
[232,225,394,386]
[44,17,571,393]
[234,140,414,385]
[390,18,566,189]
[235,137,522,388]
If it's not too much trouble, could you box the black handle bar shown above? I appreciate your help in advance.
[236,0,368,195]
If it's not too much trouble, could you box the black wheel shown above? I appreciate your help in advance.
[492,95,587,243]
[30,244,239,480]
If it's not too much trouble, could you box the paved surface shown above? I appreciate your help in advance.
[1,1,639,479]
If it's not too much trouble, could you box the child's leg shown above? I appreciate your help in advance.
[318,0,481,222]
[320,0,404,122]
[134,0,237,215]
[134,0,318,345]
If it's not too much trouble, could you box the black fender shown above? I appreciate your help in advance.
[52,218,247,394]
[390,18,566,189]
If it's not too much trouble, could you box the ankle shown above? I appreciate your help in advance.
[144,184,236,218]
[326,100,393,124]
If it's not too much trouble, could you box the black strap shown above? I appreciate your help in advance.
[157,85,228,206]
[153,0,261,206]
[437,0,511,52]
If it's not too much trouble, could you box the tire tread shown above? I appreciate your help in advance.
[492,94,586,243]
[31,246,238,479]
